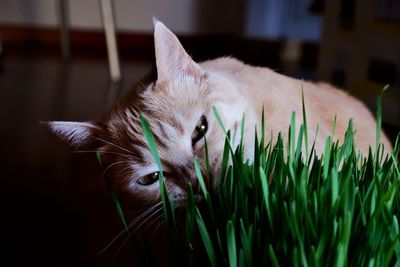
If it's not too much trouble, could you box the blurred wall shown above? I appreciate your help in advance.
[0,0,246,34]
[246,0,321,41]
[0,0,320,40]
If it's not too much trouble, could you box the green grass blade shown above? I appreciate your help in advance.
[269,244,280,267]
[261,104,265,149]
[290,111,296,159]
[203,135,212,183]
[227,220,237,267]
[331,114,337,138]
[375,84,389,154]
[260,167,272,227]
[194,157,209,200]
[301,85,309,160]
[140,115,163,172]
[213,105,227,135]
[240,113,246,153]
[196,208,217,267]
[323,136,332,178]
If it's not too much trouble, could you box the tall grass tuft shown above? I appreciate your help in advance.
[108,88,400,266]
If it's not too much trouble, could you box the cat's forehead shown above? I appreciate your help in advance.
[139,77,210,117]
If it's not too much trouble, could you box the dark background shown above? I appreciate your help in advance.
[0,0,399,266]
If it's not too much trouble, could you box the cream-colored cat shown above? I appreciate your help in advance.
[47,21,391,207]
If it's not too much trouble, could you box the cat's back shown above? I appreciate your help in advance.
[200,56,297,95]
[200,56,392,154]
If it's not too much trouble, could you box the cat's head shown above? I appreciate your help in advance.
[47,21,246,208]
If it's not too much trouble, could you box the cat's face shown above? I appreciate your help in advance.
[47,21,245,208]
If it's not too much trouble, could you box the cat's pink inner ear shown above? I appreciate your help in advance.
[153,21,204,81]
[46,121,98,148]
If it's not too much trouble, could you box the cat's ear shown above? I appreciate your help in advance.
[153,20,204,82]
[45,121,100,148]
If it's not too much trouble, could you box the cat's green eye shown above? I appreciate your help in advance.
[191,115,208,145]
[137,172,159,185]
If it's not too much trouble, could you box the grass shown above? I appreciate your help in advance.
[103,87,400,266]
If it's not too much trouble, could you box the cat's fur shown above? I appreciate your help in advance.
[47,21,392,207]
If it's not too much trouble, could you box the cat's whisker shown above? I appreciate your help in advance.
[146,210,164,232]
[103,160,132,174]
[95,137,136,156]
[146,211,165,240]
[96,225,138,257]
[114,165,136,185]
[173,198,184,209]
[108,205,163,266]
[150,218,165,240]
[134,208,162,232]
[116,165,134,177]
[73,150,132,159]
[108,239,129,266]
[125,203,163,233]
[131,205,163,234]
[123,204,155,215]
[129,202,163,228]
[97,198,180,259]
[106,204,164,264]
[133,77,148,90]
[97,202,162,255]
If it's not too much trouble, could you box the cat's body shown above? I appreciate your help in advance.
[47,21,391,208]
[199,57,392,157]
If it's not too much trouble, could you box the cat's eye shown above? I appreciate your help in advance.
[137,172,160,186]
[191,115,208,145]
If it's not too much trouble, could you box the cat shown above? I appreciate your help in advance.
[46,20,392,208]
